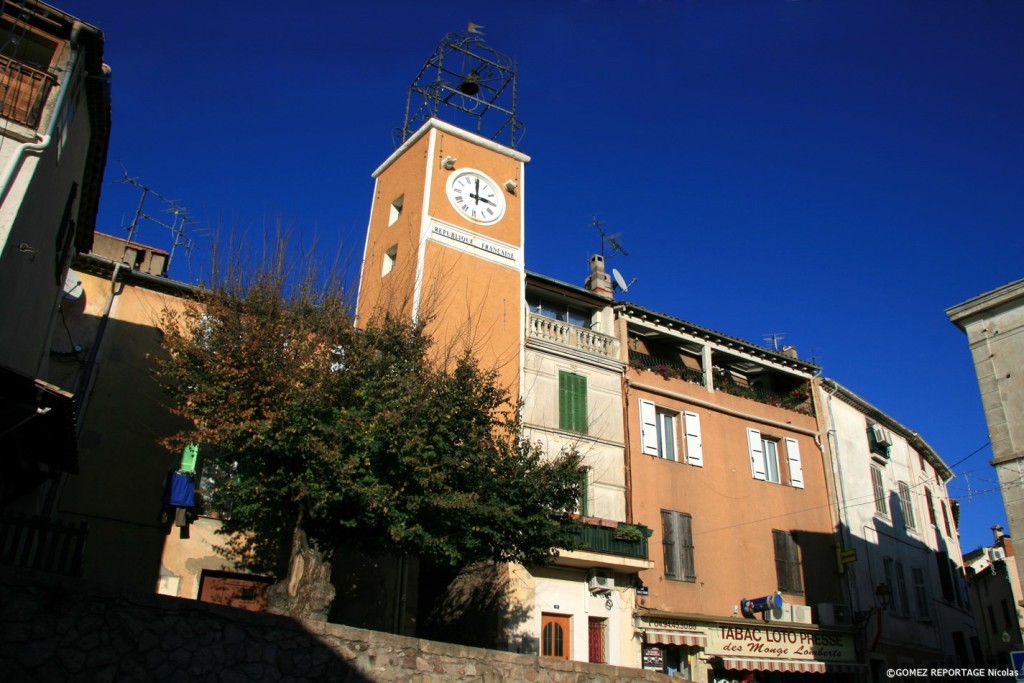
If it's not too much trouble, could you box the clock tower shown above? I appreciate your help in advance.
[355,32,528,396]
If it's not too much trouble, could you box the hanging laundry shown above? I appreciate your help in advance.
[180,443,199,473]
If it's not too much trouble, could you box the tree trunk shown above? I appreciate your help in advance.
[267,512,336,621]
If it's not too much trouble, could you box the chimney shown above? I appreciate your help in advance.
[585,254,613,299]
[781,345,799,359]
[993,524,1005,544]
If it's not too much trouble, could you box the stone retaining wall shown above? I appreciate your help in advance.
[1,566,678,682]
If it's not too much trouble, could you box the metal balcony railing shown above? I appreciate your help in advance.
[712,369,814,417]
[572,520,651,560]
[0,55,55,128]
[0,513,87,576]
[628,350,705,386]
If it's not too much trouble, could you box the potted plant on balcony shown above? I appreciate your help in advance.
[613,524,647,543]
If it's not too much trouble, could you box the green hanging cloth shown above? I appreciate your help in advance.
[180,443,199,473]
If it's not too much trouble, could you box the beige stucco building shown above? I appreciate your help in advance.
[0,1,110,518]
[964,527,1024,669]
[948,278,1024,606]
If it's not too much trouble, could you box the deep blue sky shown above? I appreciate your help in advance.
[66,1,1024,553]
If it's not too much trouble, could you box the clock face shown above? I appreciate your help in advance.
[445,169,506,225]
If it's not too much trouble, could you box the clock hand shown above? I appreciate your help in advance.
[469,193,495,206]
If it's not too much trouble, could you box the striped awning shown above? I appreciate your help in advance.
[643,628,707,647]
[716,657,865,674]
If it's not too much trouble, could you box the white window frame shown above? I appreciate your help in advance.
[747,428,780,483]
[763,439,781,483]
[640,400,703,466]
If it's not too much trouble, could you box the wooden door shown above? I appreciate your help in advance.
[541,613,570,659]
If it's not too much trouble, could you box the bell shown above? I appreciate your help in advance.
[457,72,480,96]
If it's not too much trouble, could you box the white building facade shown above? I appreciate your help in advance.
[818,379,979,679]
[510,267,653,667]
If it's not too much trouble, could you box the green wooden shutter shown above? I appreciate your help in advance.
[579,470,589,516]
[559,371,588,433]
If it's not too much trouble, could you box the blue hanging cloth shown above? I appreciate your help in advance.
[165,471,195,508]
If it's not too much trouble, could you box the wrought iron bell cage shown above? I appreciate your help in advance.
[395,30,523,149]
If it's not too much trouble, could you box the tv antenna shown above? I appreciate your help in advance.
[592,216,628,259]
[117,164,201,279]
[763,333,786,352]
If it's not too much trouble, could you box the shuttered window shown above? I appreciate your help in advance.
[898,481,916,530]
[871,465,888,516]
[784,438,804,488]
[773,530,803,594]
[558,371,588,433]
[683,412,703,467]
[747,428,766,481]
[640,401,703,465]
[662,510,695,582]
[912,566,930,620]
[578,471,589,516]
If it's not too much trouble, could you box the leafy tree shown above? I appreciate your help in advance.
[157,249,585,620]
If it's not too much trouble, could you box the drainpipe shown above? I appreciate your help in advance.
[45,260,121,519]
[0,22,88,207]
[823,387,859,610]
[623,378,634,523]
[77,261,122,409]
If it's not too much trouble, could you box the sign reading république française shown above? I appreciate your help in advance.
[705,626,855,662]
[429,220,519,264]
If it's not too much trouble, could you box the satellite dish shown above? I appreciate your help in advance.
[612,268,635,293]
[62,276,83,301]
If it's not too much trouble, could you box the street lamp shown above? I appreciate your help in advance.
[875,582,892,610]
[853,582,893,626]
